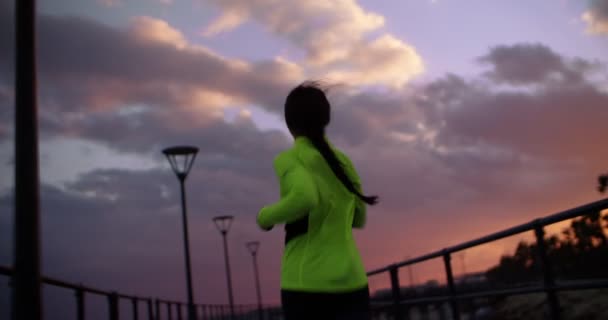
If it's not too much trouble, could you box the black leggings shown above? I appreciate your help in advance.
[281,286,371,320]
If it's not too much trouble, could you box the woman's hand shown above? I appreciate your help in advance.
[260,224,274,231]
[257,207,274,231]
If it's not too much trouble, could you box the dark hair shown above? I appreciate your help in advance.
[284,81,378,205]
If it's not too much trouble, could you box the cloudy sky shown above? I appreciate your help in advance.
[1,0,608,318]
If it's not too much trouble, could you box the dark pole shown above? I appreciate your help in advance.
[460,252,466,275]
[108,292,119,320]
[408,264,414,287]
[247,241,263,320]
[534,222,560,320]
[12,0,42,319]
[75,287,85,320]
[132,298,139,320]
[221,231,235,319]
[443,251,460,320]
[252,252,263,320]
[179,178,197,320]
[155,299,160,320]
[163,146,198,320]
[147,299,154,320]
[389,266,402,320]
[405,256,415,288]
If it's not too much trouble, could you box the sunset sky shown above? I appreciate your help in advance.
[1,0,608,317]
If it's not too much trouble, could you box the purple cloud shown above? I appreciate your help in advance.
[1,2,608,316]
[477,43,601,85]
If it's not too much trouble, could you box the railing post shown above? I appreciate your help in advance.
[534,222,561,320]
[108,292,119,320]
[168,302,173,320]
[147,299,154,320]
[442,250,460,320]
[177,303,183,320]
[132,297,139,320]
[436,302,448,320]
[75,286,85,320]
[200,305,206,320]
[155,299,161,320]
[389,265,402,320]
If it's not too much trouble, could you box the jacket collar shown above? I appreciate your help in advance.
[294,135,333,148]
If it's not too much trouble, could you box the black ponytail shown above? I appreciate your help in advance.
[307,130,378,205]
[285,81,378,206]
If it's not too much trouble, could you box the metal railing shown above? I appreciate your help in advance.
[365,197,608,320]
[0,265,282,320]
[3,198,607,319]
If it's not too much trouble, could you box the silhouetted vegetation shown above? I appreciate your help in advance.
[370,210,608,319]
[599,174,608,193]
[486,210,608,284]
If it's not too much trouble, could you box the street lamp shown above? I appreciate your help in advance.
[163,146,199,320]
[213,215,235,320]
[246,241,264,320]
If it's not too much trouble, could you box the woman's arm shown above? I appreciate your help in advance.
[257,163,318,230]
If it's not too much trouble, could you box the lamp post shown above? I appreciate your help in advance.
[163,146,199,320]
[246,241,264,320]
[213,215,235,320]
[13,0,42,319]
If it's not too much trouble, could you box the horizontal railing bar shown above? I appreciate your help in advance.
[370,287,542,309]
[43,277,108,296]
[554,279,608,292]
[368,198,608,275]
[398,295,452,306]
[446,223,535,254]
[369,279,608,309]
[453,285,544,301]
[369,301,392,307]
[379,290,517,308]
[2,265,174,302]
[2,265,110,296]
[368,250,446,276]
[539,198,608,226]
[448,198,608,254]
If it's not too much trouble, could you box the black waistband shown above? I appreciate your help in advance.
[285,216,309,244]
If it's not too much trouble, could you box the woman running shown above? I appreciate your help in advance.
[257,81,378,320]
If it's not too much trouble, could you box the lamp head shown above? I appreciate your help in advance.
[162,146,199,179]
[246,241,260,255]
[213,215,234,234]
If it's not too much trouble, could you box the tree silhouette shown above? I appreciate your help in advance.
[599,174,607,193]
[486,209,608,284]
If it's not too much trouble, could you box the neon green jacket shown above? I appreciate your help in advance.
[257,136,368,292]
